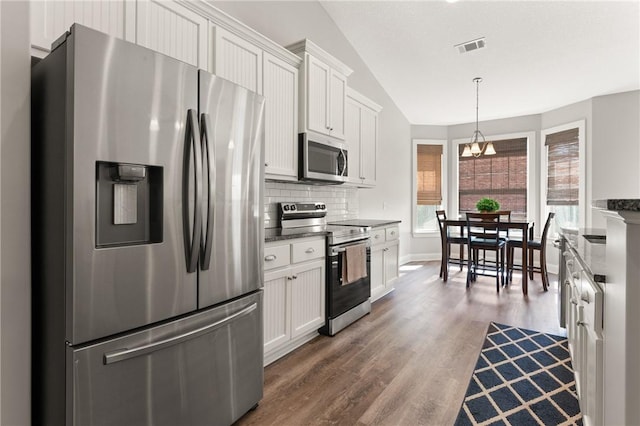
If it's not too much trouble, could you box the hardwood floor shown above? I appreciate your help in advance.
[237,261,563,426]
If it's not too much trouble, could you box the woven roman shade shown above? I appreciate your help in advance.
[545,128,579,206]
[458,138,528,221]
[416,144,442,205]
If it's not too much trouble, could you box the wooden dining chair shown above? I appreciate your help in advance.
[466,212,506,292]
[507,212,555,291]
[436,210,467,280]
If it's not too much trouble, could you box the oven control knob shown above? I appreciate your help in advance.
[283,205,290,211]
[321,204,326,209]
[315,204,321,209]
[291,205,296,211]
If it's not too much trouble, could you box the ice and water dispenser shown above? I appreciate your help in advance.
[96,161,163,247]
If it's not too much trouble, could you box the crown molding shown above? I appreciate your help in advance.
[286,39,353,77]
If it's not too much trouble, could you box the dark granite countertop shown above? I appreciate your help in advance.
[593,199,640,211]
[560,227,607,283]
[328,219,401,227]
[265,226,328,243]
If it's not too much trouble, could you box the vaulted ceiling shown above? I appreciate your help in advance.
[319,1,640,125]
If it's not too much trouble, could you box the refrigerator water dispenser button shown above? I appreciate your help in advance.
[113,184,137,225]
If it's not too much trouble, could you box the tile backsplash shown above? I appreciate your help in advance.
[264,181,358,228]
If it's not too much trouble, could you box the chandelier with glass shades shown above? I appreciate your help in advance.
[461,77,496,158]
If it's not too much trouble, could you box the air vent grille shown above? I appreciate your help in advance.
[455,37,486,54]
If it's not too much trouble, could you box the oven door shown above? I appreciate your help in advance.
[327,239,371,319]
[299,133,347,184]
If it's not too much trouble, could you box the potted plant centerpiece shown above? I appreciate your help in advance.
[476,197,500,213]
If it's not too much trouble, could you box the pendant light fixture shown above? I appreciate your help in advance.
[461,77,496,158]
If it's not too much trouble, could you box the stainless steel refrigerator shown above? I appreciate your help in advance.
[31,24,265,425]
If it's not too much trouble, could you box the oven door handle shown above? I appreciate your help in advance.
[329,240,371,257]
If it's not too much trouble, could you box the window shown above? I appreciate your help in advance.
[542,121,585,233]
[458,138,528,221]
[413,139,446,233]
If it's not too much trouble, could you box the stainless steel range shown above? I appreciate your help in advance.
[279,203,372,336]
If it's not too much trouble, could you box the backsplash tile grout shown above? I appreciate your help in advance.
[264,181,359,228]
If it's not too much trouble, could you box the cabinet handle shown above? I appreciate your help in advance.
[572,272,580,280]
[265,162,269,167]
[567,260,574,268]
[360,176,365,180]
[577,321,586,327]
[383,248,389,252]
[287,276,293,281]
[570,298,578,305]
[292,275,298,280]
[305,248,315,254]
[265,254,277,262]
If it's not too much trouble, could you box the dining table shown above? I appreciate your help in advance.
[442,218,534,295]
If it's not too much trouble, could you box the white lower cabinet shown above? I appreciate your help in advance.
[263,237,325,365]
[370,224,400,302]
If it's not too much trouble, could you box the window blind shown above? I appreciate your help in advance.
[545,128,579,206]
[416,144,442,205]
[458,138,527,221]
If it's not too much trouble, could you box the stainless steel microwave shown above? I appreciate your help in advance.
[299,132,348,184]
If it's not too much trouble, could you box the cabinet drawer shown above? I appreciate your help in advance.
[581,275,603,334]
[264,244,291,270]
[291,239,325,263]
[370,229,386,245]
[385,226,399,242]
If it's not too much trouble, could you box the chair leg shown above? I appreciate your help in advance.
[459,244,464,271]
[466,248,472,288]
[540,248,549,291]
[529,248,534,280]
[506,246,512,284]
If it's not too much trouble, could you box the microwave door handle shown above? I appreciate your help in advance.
[338,149,347,176]
[182,109,203,273]
[199,113,214,270]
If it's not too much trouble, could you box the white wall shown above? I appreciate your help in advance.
[0,1,31,424]
[212,1,414,261]
[592,91,640,201]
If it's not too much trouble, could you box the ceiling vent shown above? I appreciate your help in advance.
[455,37,486,54]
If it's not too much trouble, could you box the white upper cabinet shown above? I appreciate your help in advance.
[136,0,208,68]
[30,0,135,56]
[211,26,262,93]
[263,52,299,179]
[287,39,353,141]
[346,88,382,187]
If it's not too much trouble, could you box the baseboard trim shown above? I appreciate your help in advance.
[400,253,440,265]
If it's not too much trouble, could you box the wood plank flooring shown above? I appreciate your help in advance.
[236,261,563,426]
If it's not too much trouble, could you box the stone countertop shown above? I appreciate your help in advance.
[327,219,401,227]
[265,227,328,243]
[593,199,640,212]
[560,227,607,283]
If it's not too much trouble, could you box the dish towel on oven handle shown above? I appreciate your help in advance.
[341,243,367,285]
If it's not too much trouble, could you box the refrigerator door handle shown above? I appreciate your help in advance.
[200,113,215,270]
[183,109,203,273]
[103,302,258,365]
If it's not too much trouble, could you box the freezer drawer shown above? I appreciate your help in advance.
[70,291,263,426]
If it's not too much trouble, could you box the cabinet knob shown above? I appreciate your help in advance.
[287,276,293,281]
[305,248,315,254]
[265,254,277,262]
[292,275,298,280]
[572,272,580,280]
[265,162,269,167]
[390,231,395,235]
[567,260,574,268]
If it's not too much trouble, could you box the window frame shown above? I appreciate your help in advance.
[452,131,536,222]
[540,120,586,231]
[412,138,447,236]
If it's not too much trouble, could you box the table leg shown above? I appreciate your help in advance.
[522,237,528,295]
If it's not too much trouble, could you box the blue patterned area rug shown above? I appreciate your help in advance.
[455,322,582,425]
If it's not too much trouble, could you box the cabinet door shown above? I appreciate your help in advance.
[263,52,298,179]
[583,324,604,426]
[290,260,325,338]
[329,69,347,140]
[306,55,330,136]
[31,0,135,56]
[370,245,385,301]
[345,98,362,184]
[212,26,262,94]
[136,0,208,68]
[384,242,399,284]
[360,105,378,186]
[263,268,291,354]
